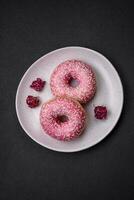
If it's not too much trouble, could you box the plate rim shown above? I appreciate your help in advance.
[15,46,124,152]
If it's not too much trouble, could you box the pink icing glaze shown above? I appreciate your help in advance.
[40,97,86,141]
[50,60,96,103]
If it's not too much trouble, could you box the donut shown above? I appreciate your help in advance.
[50,60,96,103]
[40,97,86,141]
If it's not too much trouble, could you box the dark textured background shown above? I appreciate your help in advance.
[0,1,134,200]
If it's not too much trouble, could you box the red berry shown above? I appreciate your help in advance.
[26,96,40,108]
[94,106,107,119]
[30,78,45,91]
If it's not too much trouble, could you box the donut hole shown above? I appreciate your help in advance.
[68,77,79,88]
[56,115,69,123]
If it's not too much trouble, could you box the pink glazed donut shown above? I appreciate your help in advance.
[40,97,86,141]
[50,60,96,103]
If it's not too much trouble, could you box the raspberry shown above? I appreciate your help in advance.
[26,96,40,108]
[30,78,45,91]
[94,106,107,119]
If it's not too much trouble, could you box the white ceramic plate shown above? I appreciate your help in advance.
[16,47,123,152]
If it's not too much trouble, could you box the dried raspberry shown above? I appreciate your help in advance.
[94,106,107,119]
[26,96,40,108]
[30,78,45,91]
